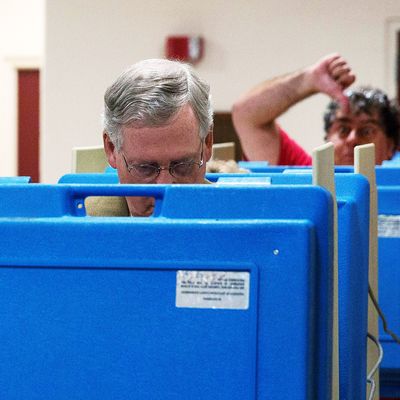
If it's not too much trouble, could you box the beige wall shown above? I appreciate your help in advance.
[0,0,44,176]
[43,0,400,182]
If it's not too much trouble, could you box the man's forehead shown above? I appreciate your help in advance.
[122,128,201,153]
[122,105,199,141]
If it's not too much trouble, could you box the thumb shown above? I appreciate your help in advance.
[336,93,350,114]
[327,85,350,113]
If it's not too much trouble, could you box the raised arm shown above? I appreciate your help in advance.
[232,54,356,164]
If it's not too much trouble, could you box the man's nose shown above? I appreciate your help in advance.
[346,129,361,145]
[155,168,175,184]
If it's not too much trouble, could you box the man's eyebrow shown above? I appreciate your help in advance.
[128,154,197,165]
[126,158,158,165]
[170,154,197,163]
[333,117,351,124]
[360,118,381,126]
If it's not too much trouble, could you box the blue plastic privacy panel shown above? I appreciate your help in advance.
[335,176,370,400]
[0,176,31,183]
[238,161,269,169]
[54,170,370,400]
[105,165,117,173]
[382,151,400,166]
[59,173,119,184]
[236,164,400,186]
[375,167,400,186]
[0,184,333,400]
[207,172,370,400]
[380,371,400,398]
[237,162,354,173]
[377,186,400,380]
[59,165,400,186]
[211,171,400,396]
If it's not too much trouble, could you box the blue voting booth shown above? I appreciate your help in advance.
[209,172,371,400]
[0,183,333,400]
[212,168,400,397]
[377,185,400,397]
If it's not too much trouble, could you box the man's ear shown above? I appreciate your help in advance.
[103,132,118,168]
[388,138,397,159]
[204,129,214,162]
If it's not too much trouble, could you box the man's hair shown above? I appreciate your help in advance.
[103,59,213,150]
[323,86,400,148]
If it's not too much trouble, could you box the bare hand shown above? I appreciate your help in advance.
[308,54,356,111]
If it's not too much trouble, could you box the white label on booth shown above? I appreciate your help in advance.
[176,270,249,310]
[378,215,400,238]
[216,176,271,185]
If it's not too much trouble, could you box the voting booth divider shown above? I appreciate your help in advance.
[0,182,334,399]
[377,185,400,398]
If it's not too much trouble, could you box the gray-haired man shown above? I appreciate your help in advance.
[87,58,214,217]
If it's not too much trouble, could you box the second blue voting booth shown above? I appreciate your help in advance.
[0,183,333,400]
[377,185,400,397]
[209,171,371,400]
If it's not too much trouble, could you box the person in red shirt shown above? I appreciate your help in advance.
[232,54,399,165]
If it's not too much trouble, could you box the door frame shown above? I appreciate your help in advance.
[3,56,42,177]
[385,17,400,100]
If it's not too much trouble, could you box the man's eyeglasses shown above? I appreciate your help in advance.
[121,141,204,182]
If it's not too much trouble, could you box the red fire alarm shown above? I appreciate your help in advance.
[165,36,204,63]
